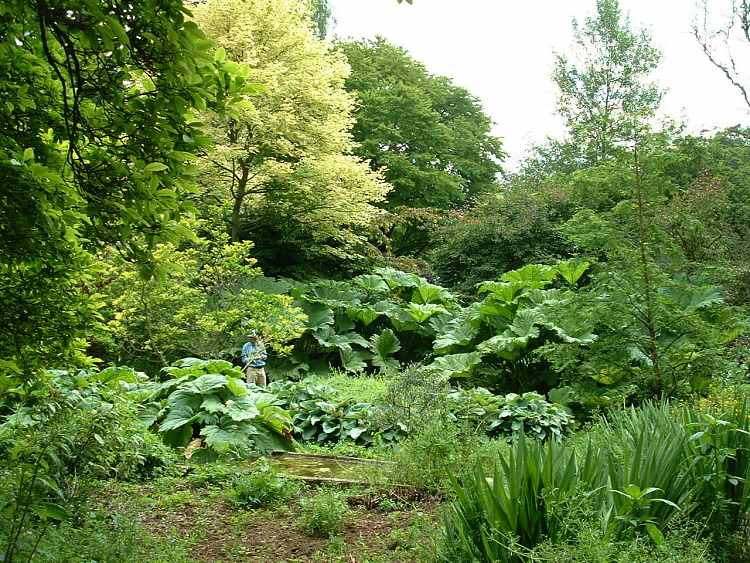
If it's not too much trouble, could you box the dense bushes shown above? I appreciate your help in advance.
[257,262,600,394]
[0,367,177,561]
[430,187,574,293]
[98,237,306,372]
[269,376,571,447]
[258,257,744,410]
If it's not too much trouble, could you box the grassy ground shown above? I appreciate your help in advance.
[304,371,389,404]
[95,468,440,563]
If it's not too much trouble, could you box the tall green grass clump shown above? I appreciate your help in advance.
[439,433,601,562]
[440,401,750,562]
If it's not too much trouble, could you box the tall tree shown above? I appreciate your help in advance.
[194,0,389,276]
[0,0,235,378]
[338,38,504,209]
[553,0,662,164]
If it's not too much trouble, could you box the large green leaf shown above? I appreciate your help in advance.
[477,299,515,323]
[412,281,452,304]
[162,425,193,448]
[166,387,203,410]
[477,334,531,360]
[373,300,398,315]
[31,502,70,522]
[353,274,390,294]
[310,283,363,307]
[501,264,557,289]
[200,394,224,414]
[428,312,455,335]
[406,303,447,323]
[241,275,294,295]
[224,395,261,422]
[340,347,368,373]
[190,374,228,395]
[521,288,563,307]
[476,281,522,302]
[348,306,381,327]
[152,375,189,398]
[299,300,334,329]
[660,284,724,312]
[555,258,591,286]
[374,267,420,289]
[508,308,543,338]
[430,351,483,378]
[369,329,401,371]
[313,326,369,350]
[255,402,293,433]
[252,425,294,452]
[334,309,356,333]
[434,320,480,353]
[203,359,235,374]
[159,404,196,432]
[200,424,249,453]
[552,323,596,345]
[380,303,419,332]
[538,312,597,344]
[226,376,248,397]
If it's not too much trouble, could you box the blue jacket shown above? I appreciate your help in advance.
[241,341,267,368]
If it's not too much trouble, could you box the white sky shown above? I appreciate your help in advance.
[329,0,750,168]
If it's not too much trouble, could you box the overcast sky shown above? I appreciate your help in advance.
[329,0,750,167]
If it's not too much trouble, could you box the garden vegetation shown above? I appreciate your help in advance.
[2,0,750,561]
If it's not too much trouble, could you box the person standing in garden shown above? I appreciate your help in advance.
[241,331,267,386]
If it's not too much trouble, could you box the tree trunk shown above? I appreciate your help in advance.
[230,193,243,242]
[230,167,250,243]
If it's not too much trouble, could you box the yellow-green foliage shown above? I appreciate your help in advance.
[694,383,750,416]
[193,0,390,267]
[100,235,306,369]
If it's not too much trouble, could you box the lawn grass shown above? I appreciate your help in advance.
[306,370,390,403]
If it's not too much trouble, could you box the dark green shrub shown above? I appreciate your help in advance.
[8,510,191,563]
[430,188,573,294]
[0,368,159,562]
[374,363,450,435]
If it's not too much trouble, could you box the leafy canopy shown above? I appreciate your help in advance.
[194,0,390,277]
[338,37,504,208]
[0,0,241,379]
[553,0,662,164]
